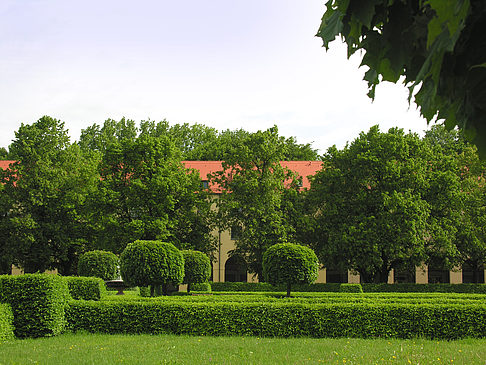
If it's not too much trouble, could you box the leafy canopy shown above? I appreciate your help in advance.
[317,0,486,154]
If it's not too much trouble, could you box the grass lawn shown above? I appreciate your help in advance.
[1,333,485,364]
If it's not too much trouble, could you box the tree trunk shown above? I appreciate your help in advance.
[187,282,191,294]
[286,282,291,297]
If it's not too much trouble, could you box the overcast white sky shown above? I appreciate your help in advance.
[0,0,432,154]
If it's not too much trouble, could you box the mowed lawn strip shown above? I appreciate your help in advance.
[1,333,485,364]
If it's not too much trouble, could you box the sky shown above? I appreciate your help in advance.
[0,0,433,155]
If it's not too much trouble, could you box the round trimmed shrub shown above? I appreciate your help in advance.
[263,243,319,297]
[191,281,212,292]
[120,240,184,296]
[181,250,211,293]
[77,250,119,281]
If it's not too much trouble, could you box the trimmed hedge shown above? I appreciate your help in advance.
[263,243,319,297]
[210,282,342,292]
[66,300,486,339]
[181,250,211,293]
[0,303,14,341]
[340,283,363,293]
[191,282,211,292]
[210,282,486,293]
[65,276,106,300]
[0,274,70,338]
[120,240,184,295]
[78,250,119,281]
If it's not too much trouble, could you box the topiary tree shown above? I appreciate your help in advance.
[263,243,319,297]
[120,240,184,296]
[77,250,119,281]
[181,250,211,293]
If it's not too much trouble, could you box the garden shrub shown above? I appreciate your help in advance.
[66,299,486,339]
[65,276,106,300]
[120,240,184,296]
[362,283,486,293]
[191,281,211,292]
[0,274,70,338]
[340,283,363,293]
[77,250,119,281]
[210,282,343,292]
[181,250,211,293]
[0,303,14,341]
[263,243,319,297]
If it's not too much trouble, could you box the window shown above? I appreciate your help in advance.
[201,180,209,189]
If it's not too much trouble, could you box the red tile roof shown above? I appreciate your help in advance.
[0,160,15,170]
[182,161,322,192]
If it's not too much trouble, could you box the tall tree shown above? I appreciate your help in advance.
[90,130,215,256]
[317,1,486,153]
[0,116,100,274]
[424,125,486,282]
[210,126,299,280]
[307,126,463,283]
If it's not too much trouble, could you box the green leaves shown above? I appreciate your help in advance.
[316,0,486,155]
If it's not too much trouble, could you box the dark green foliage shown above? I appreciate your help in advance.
[66,299,486,339]
[308,126,463,283]
[263,243,319,297]
[210,282,486,294]
[191,282,211,292]
[317,0,486,154]
[0,303,14,341]
[87,120,216,257]
[139,286,150,297]
[363,283,486,294]
[120,240,184,296]
[340,283,363,293]
[65,276,106,300]
[181,250,211,293]
[77,250,119,281]
[0,274,69,338]
[0,116,100,274]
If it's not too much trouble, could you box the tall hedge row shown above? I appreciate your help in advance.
[66,300,486,339]
[0,274,70,338]
[0,303,14,341]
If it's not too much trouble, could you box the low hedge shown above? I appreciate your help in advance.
[65,276,106,300]
[362,283,486,293]
[0,274,70,338]
[0,303,14,341]
[340,283,363,293]
[210,282,486,293]
[66,300,486,339]
[210,282,342,292]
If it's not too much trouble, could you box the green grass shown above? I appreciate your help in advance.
[1,333,486,364]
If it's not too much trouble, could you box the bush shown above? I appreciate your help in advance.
[65,276,106,300]
[191,282,211,292]
[340,283,363,293]
[77,250,119,281]
[0,274,70,338]
[263,243,319,297]
[181,250,211,293]
[120,240,184,296]
[0,303,14,341]
[66,299,486,339]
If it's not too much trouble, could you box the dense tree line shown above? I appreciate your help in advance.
[0,117,316,275]
[0,117,485,283]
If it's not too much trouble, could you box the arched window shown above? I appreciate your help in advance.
[224,255,247,282]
